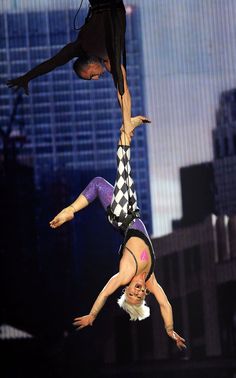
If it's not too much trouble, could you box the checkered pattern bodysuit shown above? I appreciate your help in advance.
[81,145,156,279]
[81,145,149,238]
[108,145,139,229]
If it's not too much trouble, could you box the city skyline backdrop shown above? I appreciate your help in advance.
[1,0,236,236]
[1,2,236,377]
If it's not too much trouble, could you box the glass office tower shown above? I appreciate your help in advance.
[213,88,236,216]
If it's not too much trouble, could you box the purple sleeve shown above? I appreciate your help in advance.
[129,218,149,239]
[82,176,114,211]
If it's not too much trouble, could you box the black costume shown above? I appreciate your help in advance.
[82,0,126,94]
[10,0,126,96]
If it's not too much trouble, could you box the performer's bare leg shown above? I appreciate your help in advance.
[49,116,150,229]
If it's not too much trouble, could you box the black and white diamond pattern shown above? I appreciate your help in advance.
[108,145,138,228]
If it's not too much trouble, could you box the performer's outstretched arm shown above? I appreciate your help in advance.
[102,61,132,131]
[117,65,132,132]
[146,274,186,350]
[73,272,127,330]
[6,42,79,95]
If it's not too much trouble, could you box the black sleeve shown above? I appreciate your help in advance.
[106,5,126,96]
[25,42,79,82]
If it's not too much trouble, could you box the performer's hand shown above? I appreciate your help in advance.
[6,76,29,95]
[167,330,186,350]
[73,314,95,330]
[49,207,74,229]
[131,115,151,128]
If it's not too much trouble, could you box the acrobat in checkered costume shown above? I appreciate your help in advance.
[81,144,140,233]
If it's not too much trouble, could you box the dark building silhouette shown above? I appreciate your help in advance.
[213,88,236,215]
[152,214,236,361]
[173,162,215,229]
[0,162,40,334]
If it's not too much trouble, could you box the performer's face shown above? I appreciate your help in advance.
[80,62,105,80]
[125,280,149,305]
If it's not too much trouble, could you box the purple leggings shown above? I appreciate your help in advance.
[81,176,149,238]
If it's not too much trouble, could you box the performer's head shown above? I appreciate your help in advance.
[117,278,150,321]
[73,56,105,80]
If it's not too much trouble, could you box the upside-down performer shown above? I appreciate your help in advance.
[49,116,186,350]
[7,0,132,130]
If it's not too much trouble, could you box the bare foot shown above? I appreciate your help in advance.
[131,115,151,129]
[49,207,74,229]
[121,115,151,135]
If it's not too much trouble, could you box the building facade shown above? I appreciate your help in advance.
[213,89,236,215]
[172,162,215,230]
[151,214,236,360]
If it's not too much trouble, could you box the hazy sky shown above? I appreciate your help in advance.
[1,0,236,236]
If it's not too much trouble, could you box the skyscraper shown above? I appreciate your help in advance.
[213,88,236,215]
[172,162,215,229]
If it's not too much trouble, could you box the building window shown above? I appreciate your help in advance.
[36,146,52,154]
[187,290,205,357]
[224,137,229,156]
[233,135,236,155]
[161,252,180,292]
[184,245,201,279]
[217,282,236,357]
[214,139,221,159]
[56,144,72,153]
[230,102,236,121]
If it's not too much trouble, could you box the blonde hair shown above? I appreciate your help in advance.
[117,293,150,321]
